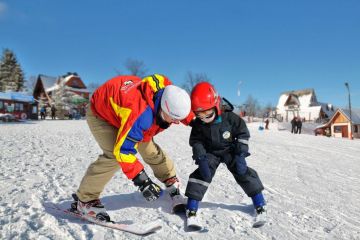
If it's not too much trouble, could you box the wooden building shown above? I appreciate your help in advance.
[33,73,89,104]
[33,73,90,117]
[315,108,360,139]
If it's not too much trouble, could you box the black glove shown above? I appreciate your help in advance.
[133,170,162,201]
[195,155,211,181]
[232,139,250,155]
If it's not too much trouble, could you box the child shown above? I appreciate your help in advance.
[185,82,267,229]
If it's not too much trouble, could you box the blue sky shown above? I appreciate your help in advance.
[0,0,359,108]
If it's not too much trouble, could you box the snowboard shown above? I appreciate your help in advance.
[47,204,162,235]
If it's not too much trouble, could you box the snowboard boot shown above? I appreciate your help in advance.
[251,192,267,227]
[186,209,202,230]
[164,176,186,213]
[185,198,202,230]
[253,205,267,228]
[71,194,111,222]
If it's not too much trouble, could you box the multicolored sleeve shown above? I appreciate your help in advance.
[113,106,154,179]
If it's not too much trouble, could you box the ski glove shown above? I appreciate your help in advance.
[195,154,211,181]
[133,170,162,201]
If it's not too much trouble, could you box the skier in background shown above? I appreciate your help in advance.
[184,82,267,229]
[72,74,194,221]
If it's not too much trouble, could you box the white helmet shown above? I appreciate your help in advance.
[161,85,191,120]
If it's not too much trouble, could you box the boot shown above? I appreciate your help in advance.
[164,177,186,212]
[71,193,110,222]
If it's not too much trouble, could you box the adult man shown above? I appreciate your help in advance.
[296,117,303,134]
[51,105,56,120]
[291,117,297,134]
[72,74,193,221]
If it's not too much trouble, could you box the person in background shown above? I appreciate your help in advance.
[51,105,57,120]
[40,106,46,120]
[184,82,267,228]
[296,117,302,134]
[71,74,194,222]
[264,118,270,130]
[291,116,297,134]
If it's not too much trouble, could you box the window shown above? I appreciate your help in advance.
[355,125,359,133]
[15,103,24,111]
[334,126,343,133]
[6,103,14,112]
[32,106,37,114]
[0,101,3,110]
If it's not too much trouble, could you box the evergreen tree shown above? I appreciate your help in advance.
[0,49,25,92]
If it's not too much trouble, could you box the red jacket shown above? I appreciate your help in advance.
[90,74,194,179]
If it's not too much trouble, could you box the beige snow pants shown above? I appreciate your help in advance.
[76,106,176,202]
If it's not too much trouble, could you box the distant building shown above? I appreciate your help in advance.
[33,73,90,118]
[315,108,360,139]
[0,92,38,120]
[275,89,335,122]
[33,73,89,104]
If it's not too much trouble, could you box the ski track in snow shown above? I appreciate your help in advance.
[1,120,360,239]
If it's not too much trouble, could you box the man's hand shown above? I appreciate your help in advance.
[139,178,162,201]
[133,170,162,201]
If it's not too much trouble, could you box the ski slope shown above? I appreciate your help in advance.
[1,120,359,240]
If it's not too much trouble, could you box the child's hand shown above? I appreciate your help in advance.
[195,155,211,181]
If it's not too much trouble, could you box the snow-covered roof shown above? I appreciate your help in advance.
[0,92,34,102]
[64,86,90,93]
[281,88,314,96]
[340,108,360,124]
[318,102,337,117]
[38,75,58,91]
[62,75,77,84]
[277,89,315,109]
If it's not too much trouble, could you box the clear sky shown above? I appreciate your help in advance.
[0,0,359,108]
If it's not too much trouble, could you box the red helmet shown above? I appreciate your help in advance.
[191,82,221,114]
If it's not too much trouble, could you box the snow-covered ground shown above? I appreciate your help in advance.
[1,120,359,240]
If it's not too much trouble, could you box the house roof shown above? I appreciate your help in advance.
[318,102,337,117]
[340,108,360,124]
[277,88,316,109]
[38,74,58,91]
[0,92,34,102]
[317,108,360,129]
[280,88,314,97]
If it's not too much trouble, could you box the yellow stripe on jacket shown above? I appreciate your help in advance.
[109,97,137,163]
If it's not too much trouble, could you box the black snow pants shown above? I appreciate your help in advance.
[185,153,264,201]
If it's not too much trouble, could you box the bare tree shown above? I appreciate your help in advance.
[113,67,122,76]
[181,71,211,93]
[243,95,260,117]
[124,58,147,78]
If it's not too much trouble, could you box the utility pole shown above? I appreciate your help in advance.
[345,82,353,139]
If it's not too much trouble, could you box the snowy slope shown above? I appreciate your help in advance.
[1,120,360,240]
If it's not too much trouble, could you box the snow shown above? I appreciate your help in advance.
[1,120,360,239]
